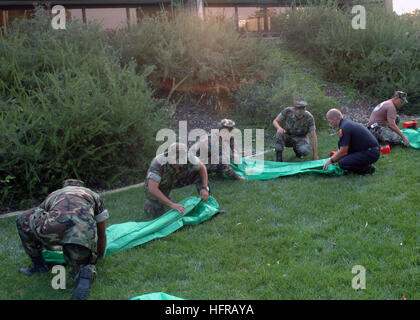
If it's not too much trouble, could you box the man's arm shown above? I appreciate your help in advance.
[310,130,319,160]
[323,145,349,170]
[148,179,187,214]
[198,162,210,201]
[387,116,410,146]
[97,221,107,259]
[273,118,286,135]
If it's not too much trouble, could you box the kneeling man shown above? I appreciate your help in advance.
[324,109,380,175]
[16,179,109,300]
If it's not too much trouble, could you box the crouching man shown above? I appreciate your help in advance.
[144,143,210,219]
[16,179,108,300]
[324,109,380,175]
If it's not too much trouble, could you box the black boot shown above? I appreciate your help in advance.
[19,255,49,276]
[363,165,376,175]
[72,265,95,300]
[276,151,283,162]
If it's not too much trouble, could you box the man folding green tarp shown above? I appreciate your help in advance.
[230,157,344,180]
[43,196,220,264]
[401,128,420,149]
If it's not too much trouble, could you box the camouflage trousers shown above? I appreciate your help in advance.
[206,163,241,180]
[144,176,206,219]
[368,125,403,145]
[275,133,311,156]
[16,208,96,279]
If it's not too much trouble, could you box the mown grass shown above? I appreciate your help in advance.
[0,130,418,300]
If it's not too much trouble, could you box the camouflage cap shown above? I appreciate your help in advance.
[219,119,236,128]
[394,91,408,104]
[293,98,308,108]
[62,179,84,187]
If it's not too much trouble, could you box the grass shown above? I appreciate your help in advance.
[0,130,419,300]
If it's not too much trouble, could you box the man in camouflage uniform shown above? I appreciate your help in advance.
[16,179,109,300]
[144,143,210,219]
[367,91,410,147]
[189,119,246,180]
[272,98,319,162]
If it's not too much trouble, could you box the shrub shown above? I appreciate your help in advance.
[233,59,338,130]
[111,10,271,93]
[272,1,420,115]
[0,10,169,209]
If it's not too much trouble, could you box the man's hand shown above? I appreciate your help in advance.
[238,176,246,180]
[403,137,410,147]
[48,245,63,252]
[277,127,286,135]
[97,221,107,259]
[200,189,210,202]
[170,203,187,214]
[323,159,332,170]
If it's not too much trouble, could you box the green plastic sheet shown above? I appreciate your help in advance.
[402,128,420,149]
[43,196,220,264]
[231,157,344,180]
[131,292,184,300]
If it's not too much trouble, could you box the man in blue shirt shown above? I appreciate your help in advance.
[323,109,380,175]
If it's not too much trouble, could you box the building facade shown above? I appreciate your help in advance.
[0,0,391,32]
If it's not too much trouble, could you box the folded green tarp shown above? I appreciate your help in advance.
[43,196,220,264]
[131,292,184,300]
[401,128,420,149]
[231,157,344,180]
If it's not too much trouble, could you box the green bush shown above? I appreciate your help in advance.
[0,10,169,209]
[272,1,420,114]
[233,66,338,130]
[111,10,271,92]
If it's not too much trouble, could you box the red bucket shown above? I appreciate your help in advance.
[381,145,391,154]
[403,121,418,129]
[329,151,336,157]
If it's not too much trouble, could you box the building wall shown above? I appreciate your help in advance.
[0,1,390,30]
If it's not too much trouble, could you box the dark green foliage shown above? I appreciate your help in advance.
[110,11,271,91]
[272,1,420,114]
[0,10,169,209]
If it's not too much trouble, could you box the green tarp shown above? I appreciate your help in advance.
[43,157,344,264]
[402,128,420,149]
[43,196,220,264]
[231,157,344,180]
[131,292,184,300]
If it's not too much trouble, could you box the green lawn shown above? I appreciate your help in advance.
[0,130,418,300]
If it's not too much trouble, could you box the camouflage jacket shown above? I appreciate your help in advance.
[190,132,244,179]
[29,186,109,251]
[144,153,202,196]
[189,132,236,164]
[276,107,316,136]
